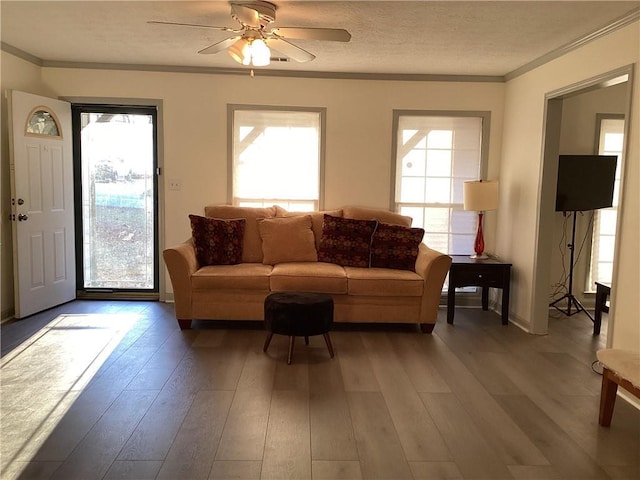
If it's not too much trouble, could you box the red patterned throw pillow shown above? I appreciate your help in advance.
[370,222,424,271]
[318,214,377,268]
[189,215,245,266]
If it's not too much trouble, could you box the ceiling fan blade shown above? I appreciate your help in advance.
[198,36,241,55]
[147,20,231,31]
[231,4,260,27]
[267,38,315,63]
[270,27,351,42]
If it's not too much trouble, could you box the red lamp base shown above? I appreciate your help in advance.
[471,212,488,259]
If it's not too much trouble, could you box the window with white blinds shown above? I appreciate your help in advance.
[392,112,489,255]
[230,106,324,211]
[587,116,624,290]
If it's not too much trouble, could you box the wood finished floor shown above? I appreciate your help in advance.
[1,300,638,480]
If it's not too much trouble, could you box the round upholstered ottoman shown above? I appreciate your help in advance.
[263,292,335,365]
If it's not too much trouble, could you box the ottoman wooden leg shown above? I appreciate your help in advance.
[304,336,310,346]
[323,333,335,359]
[599,367,619,427]
[287,336,296,365]
[263,332,273,353]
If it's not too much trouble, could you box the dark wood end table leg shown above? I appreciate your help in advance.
[501,270,511,325]
[594,283,608,336]
[447,288,455,324]
[481,287,489,310]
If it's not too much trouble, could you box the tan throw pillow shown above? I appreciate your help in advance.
[274,206,344,247]
[258,215,318,265]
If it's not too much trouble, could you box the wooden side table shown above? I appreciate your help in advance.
[447,255,512,325]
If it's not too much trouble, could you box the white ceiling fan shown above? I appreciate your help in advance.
[149,1,352,66]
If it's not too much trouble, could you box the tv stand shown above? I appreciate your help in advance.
[549,211,594,322]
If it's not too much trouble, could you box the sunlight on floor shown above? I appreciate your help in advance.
[0,314,139,478]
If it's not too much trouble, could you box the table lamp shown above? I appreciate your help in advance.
[463,180,499,259]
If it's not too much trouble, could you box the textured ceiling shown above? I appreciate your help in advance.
[1,1,639,78]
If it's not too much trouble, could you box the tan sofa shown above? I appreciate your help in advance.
[163,205,452,333]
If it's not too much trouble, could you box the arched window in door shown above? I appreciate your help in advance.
[25,106,62,138]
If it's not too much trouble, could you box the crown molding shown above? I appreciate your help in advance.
[0,42,502,82]
[37,59,504,83]
[505,7,640,81]
[1,41,43,66]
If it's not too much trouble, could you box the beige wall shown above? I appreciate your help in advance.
[0,52,56,319]
[499,21,639,349]
[1,58,505,310]
[3,19,637,346]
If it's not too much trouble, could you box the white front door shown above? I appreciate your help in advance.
[9,90,75,318]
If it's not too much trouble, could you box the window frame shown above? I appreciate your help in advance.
[390,110,491,255]
[586,113,625,291]
[71,103,159,295]
[227,104,327,210]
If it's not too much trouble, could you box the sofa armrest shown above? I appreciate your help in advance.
[415,243,452,325]
[163,238,198,320]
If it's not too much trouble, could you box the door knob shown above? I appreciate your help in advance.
[18,213,29,221]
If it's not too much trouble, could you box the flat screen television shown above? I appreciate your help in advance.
[555,154,617,212]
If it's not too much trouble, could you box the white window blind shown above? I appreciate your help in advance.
[587,117,624,290]
[393,113,486,255]
[231,108,323,211]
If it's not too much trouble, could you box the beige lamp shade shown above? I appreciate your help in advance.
[463,180,499,211]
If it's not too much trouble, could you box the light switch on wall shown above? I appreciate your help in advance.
[168,179,181,190]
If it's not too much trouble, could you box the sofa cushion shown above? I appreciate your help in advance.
[192,263,272,290]
[343,206,412,227]
[258,215,318,264]
[270,262,348,294]
[370,222,425,271]
[189,215,245,266]
[345,266,424,296]
[204,205,276,263]
[317,215,378,268]
[275,206,343,247]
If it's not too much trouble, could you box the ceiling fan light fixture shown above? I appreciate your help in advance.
[228,37,249,64]
[250,38,271,66]
[229,36,271,67]
[241,40,253,65]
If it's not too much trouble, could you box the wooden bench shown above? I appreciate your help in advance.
[596,349,640,426]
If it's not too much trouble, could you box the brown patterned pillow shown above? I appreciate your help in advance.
[370,222,424,271]
[189,215,245,266]
[318,214,377,268]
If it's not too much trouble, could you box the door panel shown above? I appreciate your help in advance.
[9,91,75,318]
[29,232,45,287]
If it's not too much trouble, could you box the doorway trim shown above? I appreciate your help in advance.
[532,64,634,337]
[63,96,166,301]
